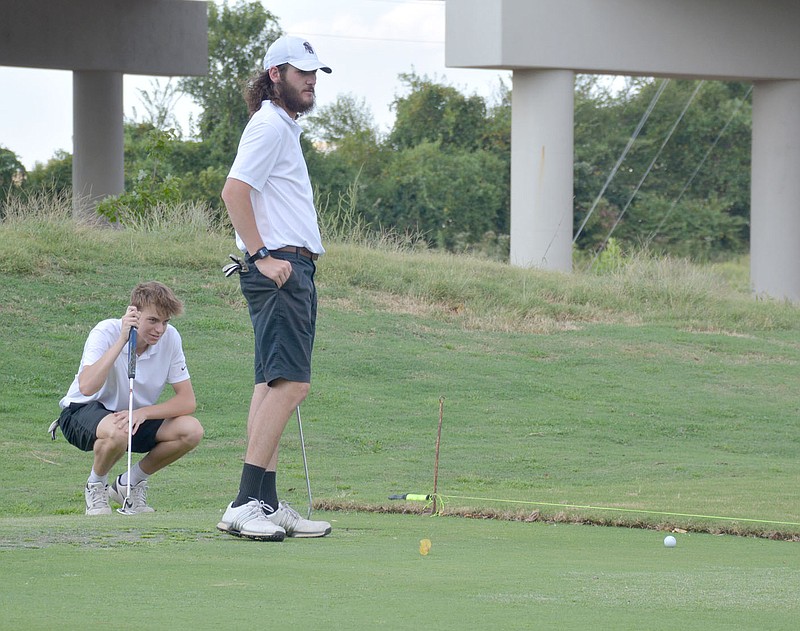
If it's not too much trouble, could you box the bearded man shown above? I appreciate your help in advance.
[217,35,333,541]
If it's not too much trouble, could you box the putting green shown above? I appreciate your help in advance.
[1,510,797,630]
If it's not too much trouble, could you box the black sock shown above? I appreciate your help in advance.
[259,471,279,513]
[232,463,266,507]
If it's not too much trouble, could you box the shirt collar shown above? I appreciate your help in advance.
[266,100,302,129]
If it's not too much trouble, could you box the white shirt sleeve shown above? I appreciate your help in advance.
[81,319,120,367]
[166,328,190,384]
[228,115,283,192]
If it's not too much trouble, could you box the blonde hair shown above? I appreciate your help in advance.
[130,282,184,319]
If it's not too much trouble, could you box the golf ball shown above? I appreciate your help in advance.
[664,535,677,548]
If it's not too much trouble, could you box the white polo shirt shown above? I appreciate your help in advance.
[59,318,190,412]
[227,100,324,256]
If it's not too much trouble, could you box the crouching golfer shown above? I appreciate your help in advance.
[54,281,203,515]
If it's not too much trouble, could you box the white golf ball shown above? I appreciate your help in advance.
[664,535,677,548]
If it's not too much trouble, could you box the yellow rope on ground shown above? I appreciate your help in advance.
[436,494,800,527]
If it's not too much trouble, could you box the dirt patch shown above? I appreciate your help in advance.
[0,524,218,550]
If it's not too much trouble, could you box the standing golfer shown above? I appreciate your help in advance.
[217,35,332,541]
[55,281,203,515]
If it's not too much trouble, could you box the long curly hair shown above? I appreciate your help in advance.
[244,64,288,116]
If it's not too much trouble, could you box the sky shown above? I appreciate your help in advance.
[0,0,511,170]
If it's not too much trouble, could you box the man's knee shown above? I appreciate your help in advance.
[182,416,204,448]
[276,379,310,402]
[162,416,204,450]
[95,416,128,451]
[294,382,310,402]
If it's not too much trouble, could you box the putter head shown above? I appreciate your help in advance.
[117,498,136,515]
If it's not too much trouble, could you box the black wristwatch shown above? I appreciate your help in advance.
[247,247,270,264]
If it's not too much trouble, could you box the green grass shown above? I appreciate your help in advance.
[1,512,798,630]
[1,203,800,629]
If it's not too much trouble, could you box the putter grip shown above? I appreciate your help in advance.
[127,327,137,379]
[388,493,431,501]
[405,494,431,502]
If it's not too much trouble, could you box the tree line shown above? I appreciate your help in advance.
[1,1,752,262]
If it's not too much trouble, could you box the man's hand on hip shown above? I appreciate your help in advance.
[256,256,293,288]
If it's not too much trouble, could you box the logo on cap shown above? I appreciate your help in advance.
[303,42,315,55]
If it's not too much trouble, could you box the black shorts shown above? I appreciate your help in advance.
[240,250,317,386]
[57,401,164,453]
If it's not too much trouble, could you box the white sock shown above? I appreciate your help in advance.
[88,469,107,486]
[119,462,150,487]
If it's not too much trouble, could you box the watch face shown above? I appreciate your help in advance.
[249,247,269,263]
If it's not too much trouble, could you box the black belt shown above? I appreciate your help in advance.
[274,246,319,261]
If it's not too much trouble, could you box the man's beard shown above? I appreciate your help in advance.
[279,82,315,116]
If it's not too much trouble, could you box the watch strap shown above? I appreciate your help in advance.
[246,247,270,264]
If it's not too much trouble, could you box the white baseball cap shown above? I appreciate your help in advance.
[263,35,332,73]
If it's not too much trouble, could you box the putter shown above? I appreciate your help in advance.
[118,326,137,515]
[296,405,313,519]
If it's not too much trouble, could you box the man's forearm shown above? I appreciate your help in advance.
[138,389,196,421]
[78,338,127,396]
[222,178,265,255]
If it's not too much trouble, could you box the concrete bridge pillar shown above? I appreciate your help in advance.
[510,69,574,271]
[447,0,800,301]
[72,71,124,216]
[1,0,207,218]
[751,80,800,302]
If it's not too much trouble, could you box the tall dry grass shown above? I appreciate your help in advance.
[2,192,796,333]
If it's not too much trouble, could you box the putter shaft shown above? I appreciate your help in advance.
[296,406,313,519]
[125,327,137,510]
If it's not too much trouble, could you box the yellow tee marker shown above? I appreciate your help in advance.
[419,538,432,556]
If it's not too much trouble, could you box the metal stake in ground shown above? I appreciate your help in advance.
[296,405,313,519]
[118,327,137,515]
[432,396,444,514]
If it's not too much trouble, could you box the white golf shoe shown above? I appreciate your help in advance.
[217,500,286,541]
[267,502,331,538]
[109,477,155,514]
[85,482,111,516]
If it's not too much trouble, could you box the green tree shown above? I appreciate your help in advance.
[302,74,512,252]
[305,94,384,177]
[481,78,511,157]
[0,146,25,193]
[117,121,227,215]
[304,94,389,216]
[573,75,643,250]
[370,141,507,250]
[630,191,748,259]
[178,0,281,163]
[97,127,183,223]
[479,79,512,235]
[305,94,379,149]
[573,77,752,260]
[24,151,72,195]
[388,72,487,152]
[130,78,187,135]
